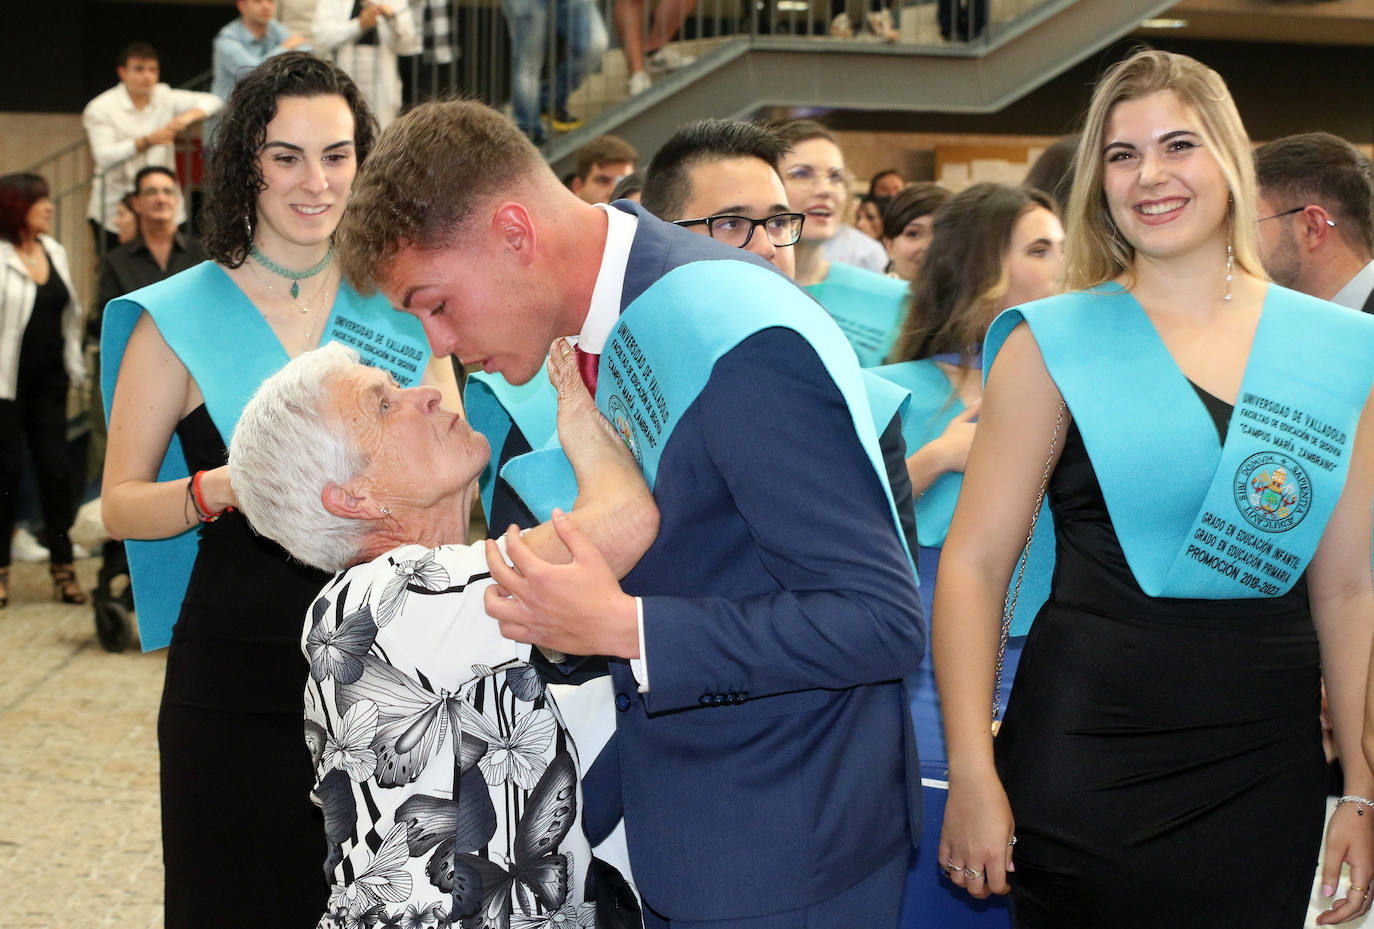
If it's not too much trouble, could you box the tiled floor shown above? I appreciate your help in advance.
[0,557,165,929]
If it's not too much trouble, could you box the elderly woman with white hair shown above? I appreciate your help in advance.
[229,338,656,928]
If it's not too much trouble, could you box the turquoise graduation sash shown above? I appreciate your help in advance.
[601,260,912,563]
[872,358,1051,633]
[872,360,964,548]
[100,261,432,650]
[466,363,559,521]
[468,261,913,567]
[985,283,1374,600]
[804,262,909,368]
[469,367,911,529]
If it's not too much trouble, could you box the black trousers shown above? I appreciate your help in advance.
[0,361,75,565]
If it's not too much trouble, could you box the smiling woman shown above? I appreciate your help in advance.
[933,49,1374,928]
[98,53,457,929]
[776,119,910,367]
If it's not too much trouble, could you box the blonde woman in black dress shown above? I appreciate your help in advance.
[935,49,1374,928]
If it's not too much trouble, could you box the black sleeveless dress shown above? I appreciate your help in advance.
[158,405,331,927]
[994,385,1326,928]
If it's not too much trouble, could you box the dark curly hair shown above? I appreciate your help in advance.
[201,52,378,267]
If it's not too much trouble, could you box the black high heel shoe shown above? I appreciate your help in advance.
[50,564,87,605]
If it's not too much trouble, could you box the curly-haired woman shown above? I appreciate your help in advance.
[100,53,457,928]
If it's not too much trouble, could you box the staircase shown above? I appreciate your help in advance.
[545,0,1178,174]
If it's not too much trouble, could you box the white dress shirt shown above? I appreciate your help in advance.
[1329,259,1374,312]
[822,222,890,273]
[82,83,222,232]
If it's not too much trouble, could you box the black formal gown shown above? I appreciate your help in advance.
[995,385,1327,928]
[158,405,331,927]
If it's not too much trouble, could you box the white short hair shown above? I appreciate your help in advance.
[228,342,371,572]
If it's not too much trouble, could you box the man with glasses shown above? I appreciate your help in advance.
[95,166,204,321]
[1255,132,1374,314]
[642,118,919,557]
[641,118,804,277]
[776,119,910,366]
[336,100,923,928]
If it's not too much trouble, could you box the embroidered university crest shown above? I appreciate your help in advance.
[1233,451,1312,532]
[607,393,642,465]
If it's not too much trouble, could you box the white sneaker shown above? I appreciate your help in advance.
[13,527,49,562]
[628,70,652,95]
[646,46,694,72]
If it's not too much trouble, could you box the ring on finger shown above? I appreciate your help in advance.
[1008,836,1018,847]
[963,867,984,880]
[944,856,957,869]
[1350,885,1368,895]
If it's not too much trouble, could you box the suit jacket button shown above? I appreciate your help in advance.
[699,694,712,706]
[615,693,631,712]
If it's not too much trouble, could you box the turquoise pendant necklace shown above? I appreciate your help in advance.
[250,244,334,298]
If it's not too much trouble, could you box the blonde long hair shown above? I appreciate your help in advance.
[1063,49,1265,291]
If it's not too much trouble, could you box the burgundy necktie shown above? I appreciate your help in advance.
[575,345,599,394]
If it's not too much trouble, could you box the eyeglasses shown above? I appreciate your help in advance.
[1259,205,1336,227]
[674,212,806,248]
[782,164,852,188]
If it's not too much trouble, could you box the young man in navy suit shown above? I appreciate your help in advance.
[336,100,924,928]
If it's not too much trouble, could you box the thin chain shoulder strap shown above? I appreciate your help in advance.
[992,400,1066,730]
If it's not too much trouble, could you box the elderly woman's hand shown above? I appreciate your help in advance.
[484,510,641,659]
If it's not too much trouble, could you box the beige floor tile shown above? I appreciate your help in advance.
[0,558,164,929]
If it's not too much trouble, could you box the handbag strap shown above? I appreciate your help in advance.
[992,400,1066,726]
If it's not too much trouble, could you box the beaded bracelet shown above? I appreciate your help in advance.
[190,470,226,523]
[1338,795,1374,816]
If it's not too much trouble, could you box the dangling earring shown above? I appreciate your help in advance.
[1223,197,1234,303]
[1224,233,1234,303]
[243,213,254,242]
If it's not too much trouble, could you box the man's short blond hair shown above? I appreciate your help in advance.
[336,99,545,292]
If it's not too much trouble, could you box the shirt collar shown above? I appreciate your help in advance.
[229,18,270,48]
[1329,259,1374,311]
[577,203,637,353]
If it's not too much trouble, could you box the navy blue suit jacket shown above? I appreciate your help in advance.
[504,203,924,922]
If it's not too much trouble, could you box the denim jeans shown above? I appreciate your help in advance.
[501,0,608,140]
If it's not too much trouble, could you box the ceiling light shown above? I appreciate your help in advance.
[1140,17,1188,28]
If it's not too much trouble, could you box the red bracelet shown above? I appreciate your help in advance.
[191,470,227,523]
